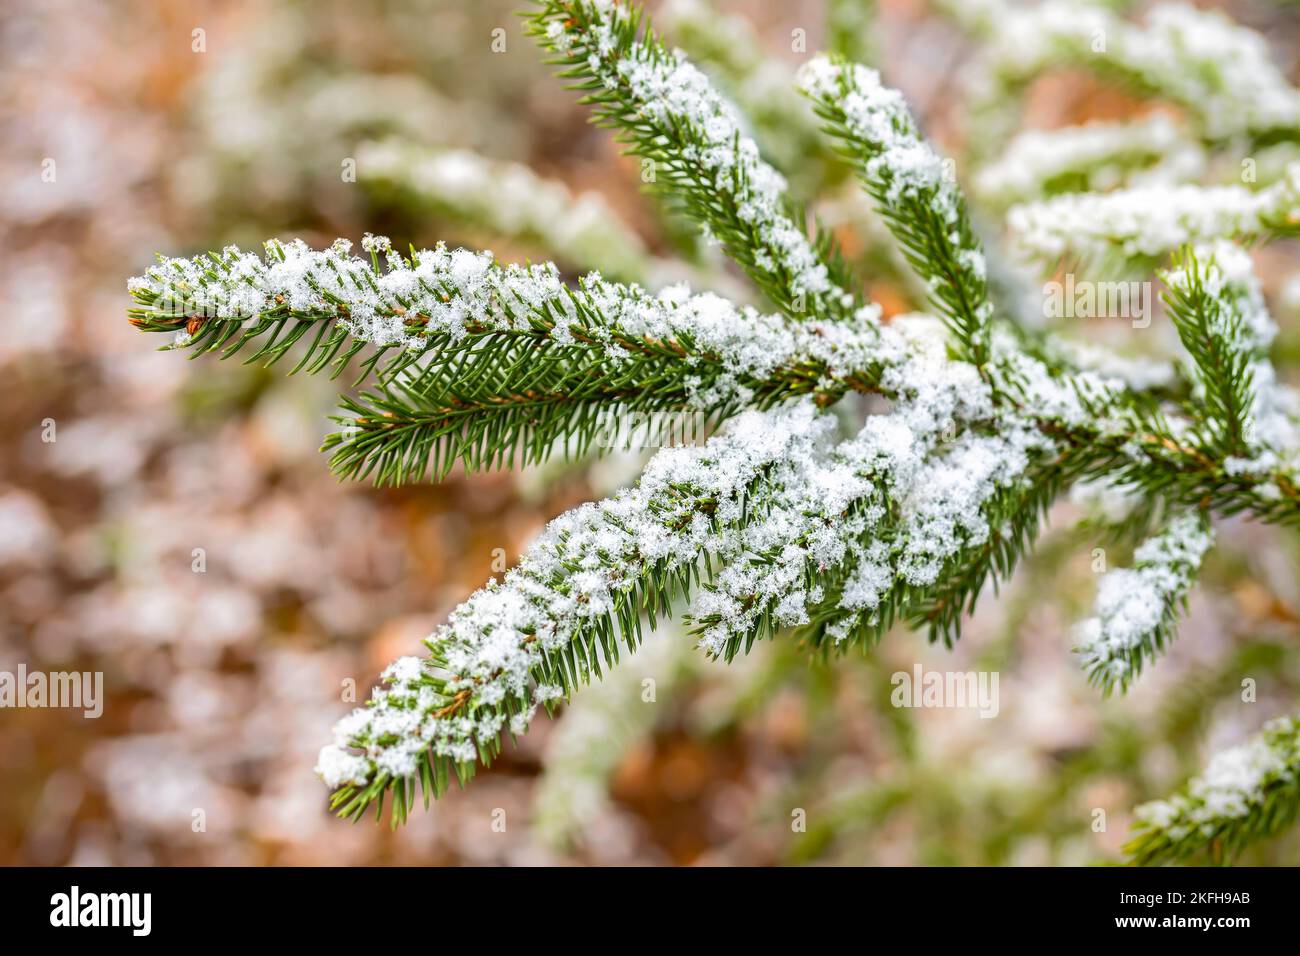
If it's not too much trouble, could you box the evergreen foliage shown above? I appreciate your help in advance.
[127,0,1300,863]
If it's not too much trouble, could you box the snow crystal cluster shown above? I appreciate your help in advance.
[584,282,891,409]
[688,317,1062,652]
[689,409,922,654]
[1073,511,1213,687]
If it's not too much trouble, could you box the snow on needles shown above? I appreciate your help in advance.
[1007,163,1300,265]
[1134,716,1300,845]
[128,237,886,411]
[1073,511,1213,689]
[798,57,962,229]
[975,116,1202,207]
[973,1,1300,142]
[534,0,855,314]
[316,400,830,787]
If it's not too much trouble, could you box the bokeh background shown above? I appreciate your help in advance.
[2,0,1300,865]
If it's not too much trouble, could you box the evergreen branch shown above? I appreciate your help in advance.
[799,57,994,366]
[1007,164,1300,270]
[317,401,835,824]
[128,235,879,487]
[1162,245,1265,457]
[129,236,1300,524]
[526,0,860,321]
[1073,509,1214,695]
[947,0,1300,147]
[995,337,1299,527]
[656,0,935,316]
[657,0,840,198]
[319,270,888,484]
[974,117,1203,210]
[127,236,621,387]
[126,236,424,384]
[1038,395,1300,529]
[1125,715,1300,865]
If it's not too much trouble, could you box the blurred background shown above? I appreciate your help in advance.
[2,0,1300,865]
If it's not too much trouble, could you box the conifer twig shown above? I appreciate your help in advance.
[527,0,860,321]
[800,57,994,366]
[1125,716,1300,865]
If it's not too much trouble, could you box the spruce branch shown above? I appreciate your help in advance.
[1073,509,1214,695]
[1007,163,1300,270]
[126,236,427,384]
[1037,389,1300,529]
[317,401,835,822]
[128,235,880,484]
[1162,245,1266,458]
[1125,715,1300,865]
[799,57,994,367]
[526,0,860,322]
[317,270,888,484]
[946,0,1300,148]
[128,237,1300,523]
[974,116,1203,211]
